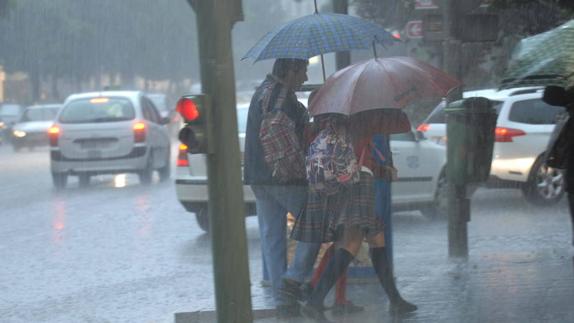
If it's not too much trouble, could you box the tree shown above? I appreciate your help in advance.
[352,0,573,89]
[491,0,574,12]
[0,0,16,17]
[0,0,200,102]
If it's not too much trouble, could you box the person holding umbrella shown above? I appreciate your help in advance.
[241,8,427,318]
[289,56,460,321]
[291,109,418,321]
[244,58,324,317]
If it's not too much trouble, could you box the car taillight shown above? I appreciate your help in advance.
[48,125,60,147]
[416,123,430,132]
[133,121,146,143]
[494,127,526,142]
[177,144,189,167]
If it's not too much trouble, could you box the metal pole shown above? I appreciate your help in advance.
[320,54,327,82]
[332,0,351,71]
[442,0,467,258]
[191,0,253,321]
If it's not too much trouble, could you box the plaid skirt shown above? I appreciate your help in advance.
[291,172,384,243]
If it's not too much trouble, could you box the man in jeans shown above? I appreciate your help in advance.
[244,58,321,317]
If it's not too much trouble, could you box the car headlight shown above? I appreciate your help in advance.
[13,130,26,138]
[0,121,5,129]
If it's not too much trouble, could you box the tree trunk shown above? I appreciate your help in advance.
[30,69,41,103]
[51,74,60,101]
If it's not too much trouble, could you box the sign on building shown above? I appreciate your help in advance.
[405,20,423,39]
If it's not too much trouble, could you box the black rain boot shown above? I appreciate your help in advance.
[369,247,418,314]
[301,248,354,322]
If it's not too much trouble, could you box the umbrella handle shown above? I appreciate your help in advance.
[314,0,318,14]
[321,54,326,82]
[372,40,378,59]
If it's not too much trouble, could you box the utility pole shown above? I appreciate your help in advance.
[442,0,467,258]
[187,1,253,322]
[332,0,351,70]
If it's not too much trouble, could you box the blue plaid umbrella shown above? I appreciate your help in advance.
[242,13,397,62]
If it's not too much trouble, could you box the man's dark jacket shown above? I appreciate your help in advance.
[244,74,308,185]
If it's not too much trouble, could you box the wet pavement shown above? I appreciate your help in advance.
[1,144,573,322]
[178,188,574,323]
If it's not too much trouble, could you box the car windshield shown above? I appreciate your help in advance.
[21,107,59,122]
[59,97,135,123]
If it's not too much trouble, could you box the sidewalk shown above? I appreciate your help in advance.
[178,189,574,322]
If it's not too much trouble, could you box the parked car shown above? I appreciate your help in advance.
[10,104,61,151]
[175,103,448,232]
[49,91,171,189]
[0,103,23,145]
[417,87,566,205]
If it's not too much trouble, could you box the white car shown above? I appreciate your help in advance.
[176,103,448,232]
[49,91,171,189]
[417,87,565,205]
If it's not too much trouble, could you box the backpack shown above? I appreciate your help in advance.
[306,125,362,195]
[259,87,306,183]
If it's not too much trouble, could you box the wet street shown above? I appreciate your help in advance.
[0,144,268,323]
[1,144,574,323]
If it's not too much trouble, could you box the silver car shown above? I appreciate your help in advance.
[49,91,171,189]
[10,104,61,151]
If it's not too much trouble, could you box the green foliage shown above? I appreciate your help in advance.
[0,0,293,99]
[491,0,574,12]
[0,0,199,87]
[353,0,413,30]
[0,0,16,17]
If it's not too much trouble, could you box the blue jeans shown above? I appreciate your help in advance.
[252,184,319,303]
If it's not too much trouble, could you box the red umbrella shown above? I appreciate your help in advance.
[308,57,461,116]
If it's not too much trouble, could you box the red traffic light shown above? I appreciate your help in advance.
[177,97,200,122]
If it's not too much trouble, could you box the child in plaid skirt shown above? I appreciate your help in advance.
[293,110,418,321]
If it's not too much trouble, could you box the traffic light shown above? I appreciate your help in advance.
[177,94,213,154]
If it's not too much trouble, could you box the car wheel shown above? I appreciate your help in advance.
[158,149,171,182]
[195,207,209,232]
[522,156,565,206]
[420,171,448,219]
[52,172,68,190]
[138,156,153,185]
[78,174,90,188]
